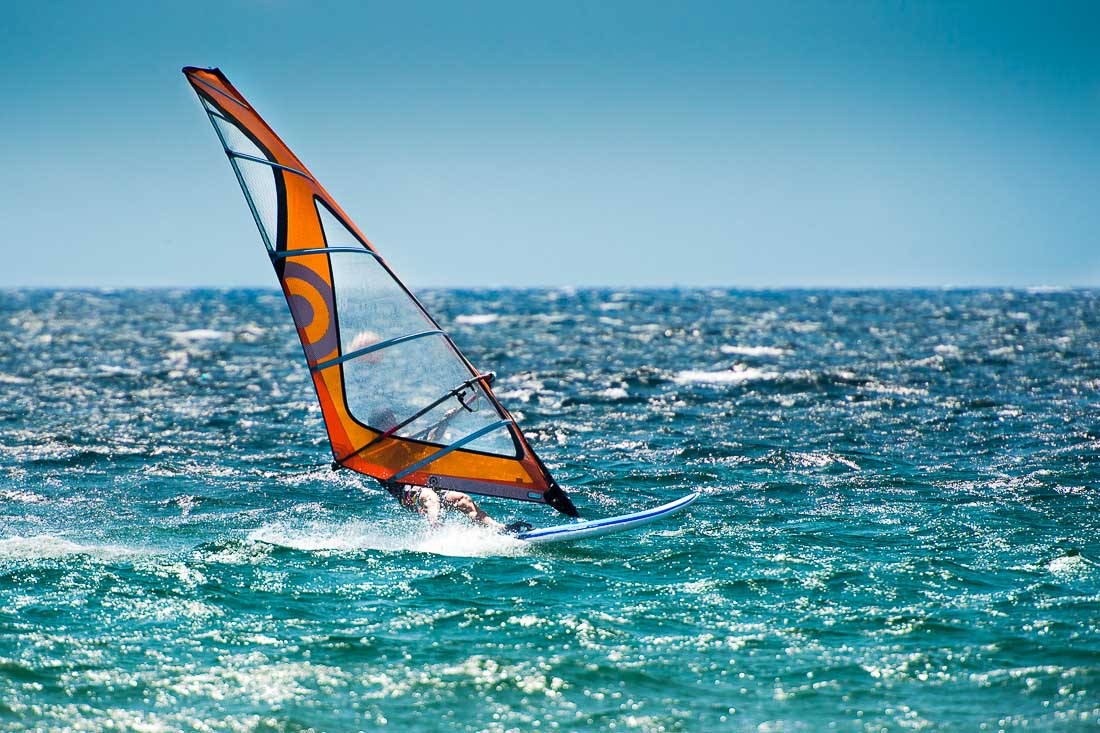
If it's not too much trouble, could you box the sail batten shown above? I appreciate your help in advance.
[311,329,446,372]
[227,151,313,180]
[274,247,381,260]
[183,66,579,517]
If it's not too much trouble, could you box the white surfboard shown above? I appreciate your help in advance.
[515,492,699,544]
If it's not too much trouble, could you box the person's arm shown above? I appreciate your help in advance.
[419,489,442,527]
[441,492,504,531]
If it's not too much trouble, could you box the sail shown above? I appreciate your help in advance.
[183,67,578,517]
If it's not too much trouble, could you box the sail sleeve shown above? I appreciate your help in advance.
[182,67,578,517]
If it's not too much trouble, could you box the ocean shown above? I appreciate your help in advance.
[1,287,1098,732]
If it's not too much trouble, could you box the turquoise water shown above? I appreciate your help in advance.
[2,288,1099,732]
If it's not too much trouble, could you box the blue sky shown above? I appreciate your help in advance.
[2,1,1098,287]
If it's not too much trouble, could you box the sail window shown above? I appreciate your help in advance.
[397,377,510,454]
[204,112,281,249]
[201,98,227,118]
[211,115,267,161]
[232,157,280,250]
[326,249,437,348]
[336,373,496,463]
[316,200,365,249]
[341,333,517,457]
[312,329,444,372]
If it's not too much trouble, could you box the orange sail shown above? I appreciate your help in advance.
[183,67,578,517]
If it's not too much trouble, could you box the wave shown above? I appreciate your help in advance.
[454,314,499,325]
[719,345,789,357]
[862,381,927,397]
[168,328,231,343]
[596,387,629,400]
[0,535,139,561]
[1046,551,1095,577]
[673,365,780,385]
[0,489,49,504]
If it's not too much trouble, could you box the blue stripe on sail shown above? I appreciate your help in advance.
[310,329,445,372]
[389,420,512,482]
[191,75,251,111]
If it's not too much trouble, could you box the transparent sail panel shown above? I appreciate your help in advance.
[328,249,434,349]
[233,157,280,248]
[342,334,516,457]
[201,97,224,116]
[317,200,364,248]
[399,380,514,454]
[212,115,267,161]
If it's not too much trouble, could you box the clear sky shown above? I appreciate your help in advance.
[2,1,1099,288]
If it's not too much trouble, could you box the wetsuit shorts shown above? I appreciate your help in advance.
[385,483,427,513]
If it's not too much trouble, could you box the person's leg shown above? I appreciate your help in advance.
[441,491,504,530]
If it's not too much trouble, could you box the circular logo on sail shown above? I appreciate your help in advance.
[283,261,338,362]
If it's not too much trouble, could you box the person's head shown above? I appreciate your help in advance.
[368,407,398,431]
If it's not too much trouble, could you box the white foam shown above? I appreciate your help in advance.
[786,321,821,333]
[497,388,535,403]
[0,489,48,504]
[0,535,138,561]
[863,381,928,397]
[597,387,629,400]
[674,365,780,385]
[97,364,140,376]
[236,323,266,343]
[248,519,527,558]
[454,314,498,325]
[168,328,231,343]
[719,345,789,357]
[532,313,570,323]
[1047,554,1093,576]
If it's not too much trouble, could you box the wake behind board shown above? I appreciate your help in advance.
[515,492,699,545]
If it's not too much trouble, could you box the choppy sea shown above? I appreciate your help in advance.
[1,288,1099,732]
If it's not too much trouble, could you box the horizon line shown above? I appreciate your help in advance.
[1,284,1091,293]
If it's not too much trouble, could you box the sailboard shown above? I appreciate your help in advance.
[183,67,695,541]
[515,492,698,544]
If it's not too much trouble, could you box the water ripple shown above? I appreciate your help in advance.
[1,288,1099,731]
